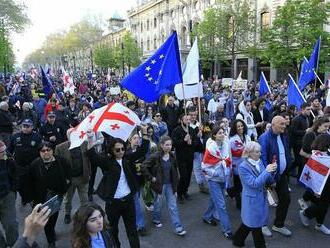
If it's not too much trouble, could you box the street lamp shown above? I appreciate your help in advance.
[121,42,125,77]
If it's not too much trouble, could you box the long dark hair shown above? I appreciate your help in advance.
[229,119,248,137]
[311,134,330,152]
[71,203,107,248]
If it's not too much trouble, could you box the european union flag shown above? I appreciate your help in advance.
[298,57,315,91]
[259,71,271,97]
[309,37,321,70]
[265,99,272,111]
[121,31,182,103]
[288,74,306,110]
[40,66,54,98]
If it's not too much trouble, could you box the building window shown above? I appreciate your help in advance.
[141,22,143,32]
[141,41,144,51]
[182,6,186,15]
[171,10,175,18]
[154,37,157,49]
[181,26,187,46]
[261,11,270,30]
[147,39,150,51]
[147,19,150,31]
[154,18,157,28]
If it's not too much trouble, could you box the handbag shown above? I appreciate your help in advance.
[266,187,278,207]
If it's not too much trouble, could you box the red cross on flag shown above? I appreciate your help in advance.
[299,151,330,195]
[69,102,141,149]
[62,67,75,95]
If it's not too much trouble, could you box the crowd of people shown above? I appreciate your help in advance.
[0,69,330,248]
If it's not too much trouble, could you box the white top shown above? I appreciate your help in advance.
[113,159,131,199]
[207,98,220,113]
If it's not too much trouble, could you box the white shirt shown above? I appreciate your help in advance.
[207,99,220,113]
[113,159,131,199]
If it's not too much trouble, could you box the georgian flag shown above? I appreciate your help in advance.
[62,67,75,95]
[299,151,330,195]
[69,102,141,149]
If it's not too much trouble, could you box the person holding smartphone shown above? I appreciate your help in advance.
[28,141,71,248]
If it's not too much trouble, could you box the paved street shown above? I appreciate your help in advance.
[15,169,330,248]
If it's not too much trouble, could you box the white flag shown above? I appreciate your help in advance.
[175,39,203,100]
[69,102,141,149]
[62,67,75,95]
[299,151,330,195]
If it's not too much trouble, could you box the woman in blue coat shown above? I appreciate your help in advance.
[233,141,276,248]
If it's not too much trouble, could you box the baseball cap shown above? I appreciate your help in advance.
[22,119,33,126]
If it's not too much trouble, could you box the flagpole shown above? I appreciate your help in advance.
[197,82,202,124]
[181,82,187,116]
[313,70,324,85]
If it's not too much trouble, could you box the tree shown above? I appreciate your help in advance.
[94,44,118,70]
[121,32,142,72]
[194,0,255,77]
[261,0,330,76]
[0,0,30,73]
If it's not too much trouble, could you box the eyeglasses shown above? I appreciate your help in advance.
[115,147,125,152]
[40,148,51,153]
[22,124,32,128]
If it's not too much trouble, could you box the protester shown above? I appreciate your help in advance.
[233,141,277,248]
[0,101,14,146]
[40,111,66,146]
[299,134,330,234]
[0,140,18,248]
[86,134,140,248]
[71,203,116,248]
[141,135,186,236]
[229,119,251,210]
[28,141,71,248]
[202,126,233,240]
[236,100,258,140]
[259,116,292,237]
[55,129,91,225]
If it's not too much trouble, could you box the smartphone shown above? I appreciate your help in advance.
[40,195,61,217]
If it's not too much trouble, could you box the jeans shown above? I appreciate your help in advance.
[153,184,184,232]
[203,180,232,234]
[0,192,18,248]
[193,152,206,185]
[134,190,145,230]
[63,177,89,215]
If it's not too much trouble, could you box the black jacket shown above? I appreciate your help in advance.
[161,104,181,130]
[86,148,138,202]
[253,109,270,137]
[0,109,13,133]
[289,114,309,146]
[28,156,71,204]
[141,151,179,194]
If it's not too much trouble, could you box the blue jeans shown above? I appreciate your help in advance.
[134,190,145,230]
[153,184,184,232]
[203,180,232,233]
[193,152,206,185]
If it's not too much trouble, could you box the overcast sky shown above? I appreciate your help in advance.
[13,0,136,65]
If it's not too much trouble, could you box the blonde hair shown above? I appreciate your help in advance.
[242,141,261,158]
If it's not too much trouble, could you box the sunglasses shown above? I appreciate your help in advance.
[40,148,52,153]
[114,147,125,152]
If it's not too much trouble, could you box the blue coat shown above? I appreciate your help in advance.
[239,159,274,228]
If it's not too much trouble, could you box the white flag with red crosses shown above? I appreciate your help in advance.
[299,151,330,195]
[69,102,141,149]
[62,67,75,95]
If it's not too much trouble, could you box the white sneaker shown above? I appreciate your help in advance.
[272,226,292,236]
[315,224,330,235]
[298,198,310,210]
[299,210,310,227]
[262,226,272,237]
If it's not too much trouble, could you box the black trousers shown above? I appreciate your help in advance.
[274,174,291,228]
[44,212,59,244]
[305,197,330,224]
[233,223,266,248]
[88,162,98,196]
[292,144,303,177]
[177,158,193,197]
[105,195,140,248]
[233,174,242,209]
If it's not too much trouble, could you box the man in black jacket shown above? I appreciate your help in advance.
[161,96,181,135]
[86,134,140,248]
[0,101,14,146]
[172,114,201,203]
[289,102,311,178]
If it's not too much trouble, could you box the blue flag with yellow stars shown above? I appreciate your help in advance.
[121,31,182,103]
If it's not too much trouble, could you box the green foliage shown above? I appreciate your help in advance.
[122,32,142,70]
[261,0,330,74]
[94,45,117,69]
[0,0,30,33]
[194,0,255,77]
